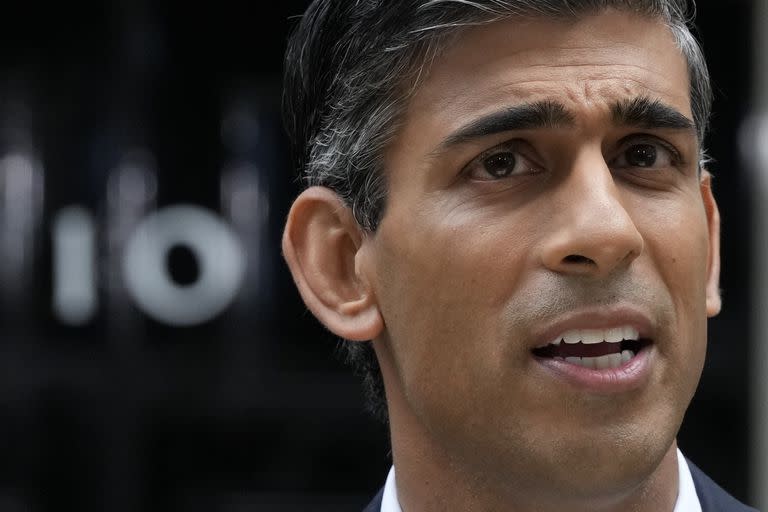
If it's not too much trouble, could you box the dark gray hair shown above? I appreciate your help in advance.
[283,0,712,423]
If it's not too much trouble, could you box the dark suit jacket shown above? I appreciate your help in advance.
[362,459,759,511]
[687,459,759,512]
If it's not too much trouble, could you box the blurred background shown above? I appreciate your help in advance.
[0,0,763,510]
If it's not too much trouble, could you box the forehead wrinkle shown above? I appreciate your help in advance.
[413,61,689,128]
[412,75,689,143]
[412,11,687,99]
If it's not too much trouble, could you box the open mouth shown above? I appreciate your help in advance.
[531,326,652,370]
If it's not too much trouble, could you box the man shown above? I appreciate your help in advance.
[281,1,758,510]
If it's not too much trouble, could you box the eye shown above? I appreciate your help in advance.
[463,141,541,181]
[484,152,519,177]
[611,139,679,170]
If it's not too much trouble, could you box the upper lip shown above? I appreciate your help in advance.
[529,304,655,350]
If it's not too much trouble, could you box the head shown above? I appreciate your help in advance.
[282,0,720,507]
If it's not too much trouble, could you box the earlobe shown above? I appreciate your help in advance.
[700,171,722,317]
[281,186,384,341]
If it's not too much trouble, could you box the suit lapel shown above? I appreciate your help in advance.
[362,487,384,512]
[686,457,758,512]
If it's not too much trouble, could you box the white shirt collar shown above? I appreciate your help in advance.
[676,448,703,512]
[380,448,701,512]
[380,464,401,512]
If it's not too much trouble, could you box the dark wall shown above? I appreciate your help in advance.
[0,1,755,510]
[678,0,756,504]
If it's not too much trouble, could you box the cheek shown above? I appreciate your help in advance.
[640,200,710,311]
[634,198,710,376]
[624,186,709,291]
[370,205,535,391]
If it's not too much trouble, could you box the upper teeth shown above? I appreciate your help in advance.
[549,326,639,346]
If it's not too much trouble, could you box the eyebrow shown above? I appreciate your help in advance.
[437,100,575,150]
[434,96,695,154]
[611,97,695,131]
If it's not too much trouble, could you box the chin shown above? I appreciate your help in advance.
[530,415,680,500]
[463,401,682,504]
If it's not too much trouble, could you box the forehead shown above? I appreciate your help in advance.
[403,10,691,132]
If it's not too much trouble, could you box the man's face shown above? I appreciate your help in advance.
[359,10,720,496]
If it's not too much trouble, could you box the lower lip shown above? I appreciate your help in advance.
[533,346,653,394]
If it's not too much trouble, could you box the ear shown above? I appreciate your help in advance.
[281,186,384,341]
[700,171,721,317]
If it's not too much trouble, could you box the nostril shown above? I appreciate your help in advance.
[563,254,595,265]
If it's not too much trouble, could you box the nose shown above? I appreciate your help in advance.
[540,155,644,277]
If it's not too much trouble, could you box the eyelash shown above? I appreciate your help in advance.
[612,135,684,168]
[461,139,541,180]
[461,134,684,181]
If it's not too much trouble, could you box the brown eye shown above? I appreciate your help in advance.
[464,141,541,181]
[625,144,657,167]
[611,139,677,171]
[484,152,518,178]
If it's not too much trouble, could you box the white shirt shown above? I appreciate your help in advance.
[380,448,702,512]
